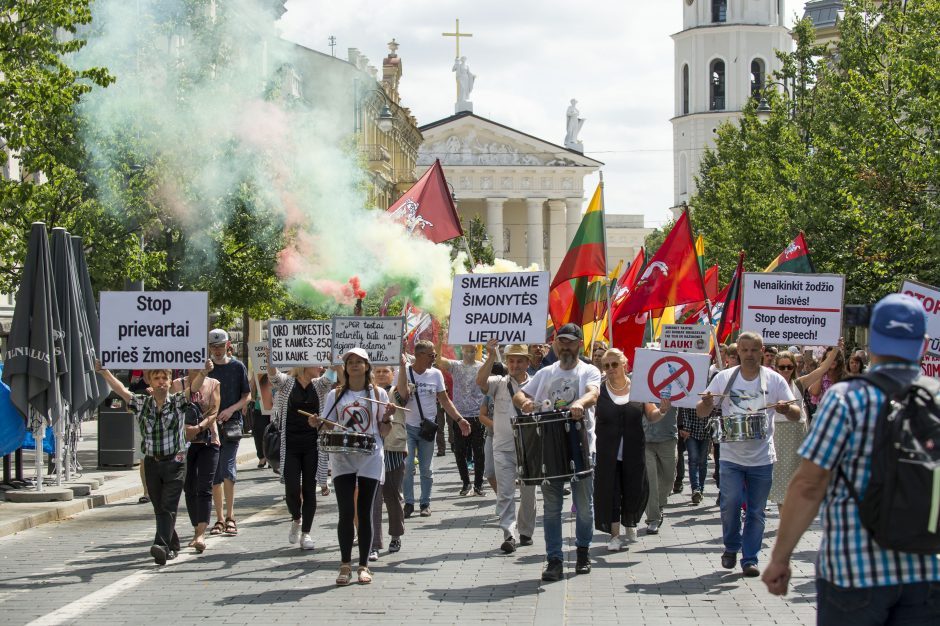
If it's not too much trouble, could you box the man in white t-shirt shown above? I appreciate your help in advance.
[436,343,487,496]
[697,331,801,578]
[513,323,601,582]
[477,340,536,555]
[396,340,470,518]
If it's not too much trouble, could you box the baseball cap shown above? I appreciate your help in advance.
[556,323,583,341]
[208,329,229,345]
[341,347,371,363]
[503,344,529,357]
[869,293,927,363]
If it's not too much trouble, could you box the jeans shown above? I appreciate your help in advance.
[184,444,219,527]
[144,456,185,551]
[645,439,677,523]
[334,473,378,566]
[454,415,485,489]
[685,437,709,493]
[719,460,773,568]
[541,476,594,562]
[404,424,434,507]
[283,444,319,533]
[213,437,239,484]
[816,579,940,626]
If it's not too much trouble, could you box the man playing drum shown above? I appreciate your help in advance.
[512,323,601,582]
[697,331,801,578]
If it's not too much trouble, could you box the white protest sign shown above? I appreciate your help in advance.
[741,273,845,346]
[248,341,268,375]
[267,320,331,367]
[254,372,274,416]
[331,317,404,366]
[99,291,208,368]
[660,324,711,354]
[900,280,940,357]
[447,271,550,345]
[630,348,711,409]
[921,354,940,380]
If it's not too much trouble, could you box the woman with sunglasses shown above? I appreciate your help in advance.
[768,340,842,507]
[594,348,670,551]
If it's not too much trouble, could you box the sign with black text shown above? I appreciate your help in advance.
[268,320,331,367]
[99,291,208,368]
[630,348,710,409]
[660,324,710,354]
[741,273,845,346]
[447,271,550,345]
[331,317,404,366]
[900,280,940,357]
[248,341,268,375]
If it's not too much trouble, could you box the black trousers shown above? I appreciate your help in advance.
[252,414,271,460]
[283,443,319,533]
[435,407,446,453]
[453,416,485,489]
[144,455,184,551]
[334,473,379,566]
[675,437,686,489]
[184,443,219,527]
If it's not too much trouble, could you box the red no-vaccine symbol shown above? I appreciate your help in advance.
[647,355,695,402]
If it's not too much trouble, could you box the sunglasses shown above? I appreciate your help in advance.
[777,365,794,370]
[601,362,621,370]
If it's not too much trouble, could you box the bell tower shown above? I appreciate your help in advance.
[671,0,791,215]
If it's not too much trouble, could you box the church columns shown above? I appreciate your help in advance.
[565,197,583,247]
[526,197,547,268]
[547,199,567,274]
[485,197,506,257]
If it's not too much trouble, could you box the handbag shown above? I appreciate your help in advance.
[183,402,211,444]
[410,368,438,442]
[263,422,281,471]
[220,415,243,442]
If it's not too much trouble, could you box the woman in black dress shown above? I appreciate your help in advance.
[594,348,670,551]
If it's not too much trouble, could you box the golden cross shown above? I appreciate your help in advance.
[442,18,473,58]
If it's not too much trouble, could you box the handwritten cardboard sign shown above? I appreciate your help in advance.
[331,317,404,366]
[267,320,332,367]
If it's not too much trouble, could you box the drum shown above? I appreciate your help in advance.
[512,410,593,486]
[318,430,377,455]
[713,413,769,443]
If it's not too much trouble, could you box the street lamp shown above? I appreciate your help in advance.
[378,104,394,133]
[756,97,772,124]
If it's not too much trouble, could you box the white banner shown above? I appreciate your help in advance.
[99,291,208,369]
[660,324,710,354]
[900,280,940,357]
[331,317,404,366]
[248,341,268,375]
[630,348,711,409]
[741,273,845,346]
[447,271,550,345]
[268,320,332,367]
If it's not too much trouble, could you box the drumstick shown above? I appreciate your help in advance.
[361,396,411,412]
[297,409,353,433]
[759,398,801,411]
[698,392,728,397]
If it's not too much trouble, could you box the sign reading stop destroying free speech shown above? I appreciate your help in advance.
[630,348,711,409]
[741,272,845,346]
[268,320,332,367]
[447,271,550,345]
[99,291,208,368]
[900,280,940,357]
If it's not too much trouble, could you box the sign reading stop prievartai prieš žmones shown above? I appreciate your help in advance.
[267,320,332,368]
[99,291,208,369]
[447,271,550,345]
[331,316,404,366]
[740,273,845,347]
[900,279,940,357]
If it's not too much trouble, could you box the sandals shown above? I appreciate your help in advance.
[138,496,150,504]
[357,566,373,584]
[210,521,225,535]
[193,538,207,553]
[335,565,353,586]
[224,518,238,535]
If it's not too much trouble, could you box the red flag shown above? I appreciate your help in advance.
[612,311,650,371]
[387,159,463,244]
[612,248,645,305]
[716,251,746,343]
[612,211,705,321]
[677,264,720,323]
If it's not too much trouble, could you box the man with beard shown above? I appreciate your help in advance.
[513,324,601,581]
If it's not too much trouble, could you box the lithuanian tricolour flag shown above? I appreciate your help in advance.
[549,184,606,329]
[764,231,816,273]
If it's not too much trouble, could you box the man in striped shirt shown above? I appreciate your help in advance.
[763,294,940,624]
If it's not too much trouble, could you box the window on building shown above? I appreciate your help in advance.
[709,59,725,111]
[682,64,690,115]
[712,0,727,23]
[750,59,765,98]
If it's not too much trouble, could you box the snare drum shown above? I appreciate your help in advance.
[713,413,769,443]
[512,410,593,485]
[318,430,377,455]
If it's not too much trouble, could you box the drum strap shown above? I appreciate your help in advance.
[323,387,350,429]
[720,366,769,413]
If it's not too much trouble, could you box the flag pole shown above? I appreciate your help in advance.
[599,172,614,349]
[684,206,724,370]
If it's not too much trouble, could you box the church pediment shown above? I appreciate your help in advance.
[417,112,602,169]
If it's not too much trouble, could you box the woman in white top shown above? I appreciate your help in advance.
[311,348,392,586]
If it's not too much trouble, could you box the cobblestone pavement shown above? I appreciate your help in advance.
[0,455,820,625]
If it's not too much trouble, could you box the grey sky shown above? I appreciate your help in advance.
[280,1,807,229]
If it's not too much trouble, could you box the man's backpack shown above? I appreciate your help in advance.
[839,371,940,554]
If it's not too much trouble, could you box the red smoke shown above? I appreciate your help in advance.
[348,276,367,300]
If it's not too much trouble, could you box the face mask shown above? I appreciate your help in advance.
[324,368,337,383]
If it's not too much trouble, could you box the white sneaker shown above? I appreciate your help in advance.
[606,535,623,551]
[300,533,315,550]
[623,526,638,542]
[288,520,301,544]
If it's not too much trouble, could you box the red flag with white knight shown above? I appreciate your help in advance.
[387,159,463,244]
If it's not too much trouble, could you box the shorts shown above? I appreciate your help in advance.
[484,432,496,480]
[213,438,240,484]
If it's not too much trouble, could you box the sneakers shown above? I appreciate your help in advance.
[473,487,485,497]
[691,491,703,505]
[403,503,414,518]
[500,536,517,554]
[389,537,401,553]
[300,534,315,550]
[647,520,661,535]
[541,558,564,582]
[742,564,760,577]
[368,550,379,562]
[673,482,683,494]
[721,551,737,569]
[459,484,471,496]
[623,526,638,542]
[606,536,624,552]
[288,520,301,544]
[419,505,431,517]
[519,535,533,547]
[150,544,168,566]
[575,547,591,574]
